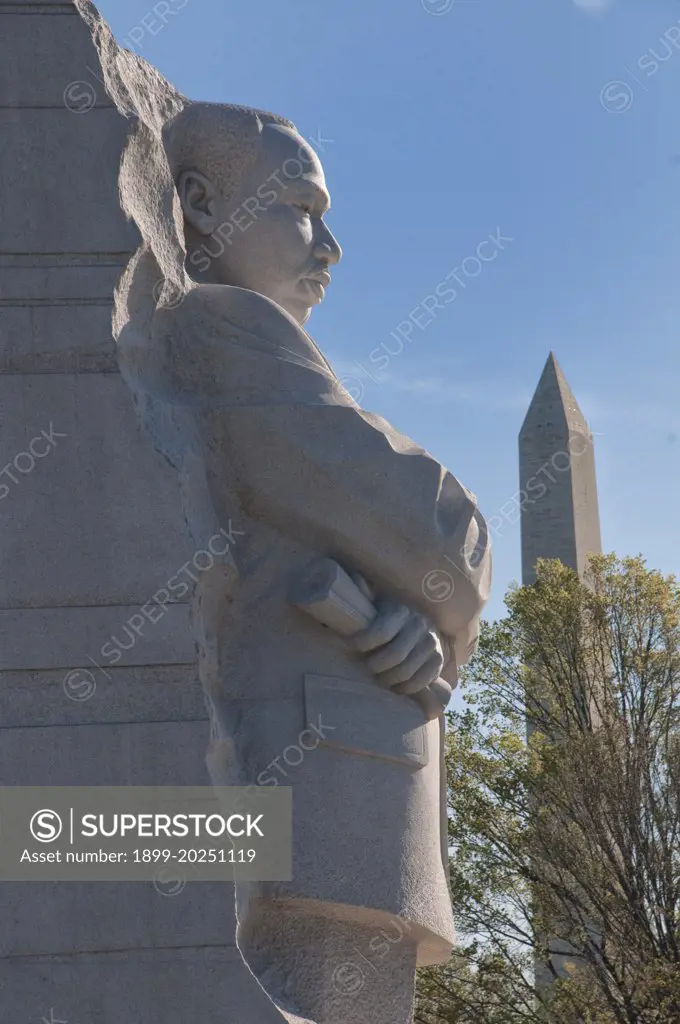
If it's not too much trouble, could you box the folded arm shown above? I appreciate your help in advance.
[120,284,491,676]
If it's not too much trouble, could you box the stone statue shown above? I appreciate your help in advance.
[76,4,491,1022]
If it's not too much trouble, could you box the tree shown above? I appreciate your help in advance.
[416,555,680,1024]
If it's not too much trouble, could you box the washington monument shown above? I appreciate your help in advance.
[519,352,602,586]
[519,351,603,985]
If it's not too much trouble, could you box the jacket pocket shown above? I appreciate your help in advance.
[304,674,429,770]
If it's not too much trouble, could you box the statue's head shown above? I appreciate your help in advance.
[164,103,342,325]
[74,3,339,325]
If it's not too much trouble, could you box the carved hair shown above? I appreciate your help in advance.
[164,103,294,210]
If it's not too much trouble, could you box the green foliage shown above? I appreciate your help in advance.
[416,556,680,1024]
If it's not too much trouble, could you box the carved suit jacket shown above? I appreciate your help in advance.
[118,282,491,701]
[116,281,491,951]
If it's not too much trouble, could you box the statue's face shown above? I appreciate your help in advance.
[185,124,342,325]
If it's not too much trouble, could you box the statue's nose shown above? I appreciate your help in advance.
[314,227,342,266]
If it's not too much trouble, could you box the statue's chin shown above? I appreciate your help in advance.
[285,280,327,325]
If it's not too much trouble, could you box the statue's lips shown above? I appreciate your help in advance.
[300,273,331,301]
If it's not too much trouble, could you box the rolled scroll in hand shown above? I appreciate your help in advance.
[290,558,453,721]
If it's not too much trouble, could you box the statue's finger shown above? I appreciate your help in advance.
[376,636,441,690]
[365,615,429,676]
[392,651,444,695]
[349,570,376,604]
[351,603,410,653]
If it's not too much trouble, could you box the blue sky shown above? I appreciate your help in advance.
[98,0,680,626]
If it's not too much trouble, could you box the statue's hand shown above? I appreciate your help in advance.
[350,599,448,695]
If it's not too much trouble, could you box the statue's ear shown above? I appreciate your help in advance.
[177,170,219,236]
